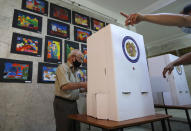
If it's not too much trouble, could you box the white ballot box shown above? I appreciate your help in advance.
[87,24,155,121]
[148,54,191,105]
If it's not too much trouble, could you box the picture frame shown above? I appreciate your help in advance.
[50,3,71,23]
[11,32,42,57]
[91,18,105,31]
[44,36,62,64]
[47,19,70,39]
[64,40,79,62]
[12,9,42,33]
[0,58,33,83]
[76,67,87,82]
[37,62,58,83]
[74,26,92,43]
[72,11,90,29]
[81,44,87,67]
[21,0,48,16]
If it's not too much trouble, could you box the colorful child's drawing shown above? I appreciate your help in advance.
[50,3,71,23]
[72,11,90,28]
[81,44,87,66]
[38,62,58,83]
[47,40,60,60]
[65,43,75,59]
[77,68,87,82]
[22,0,48,15]
[11,33,42,56]
[64,40,79,62]
[47,19,70,39]
[3,62,29,80]
[42,66,57,81]
[12,9,42,33]
[0,59,33,83]
[44,36,62,63]
[18,13,39,30]
[74,26,92,43]
[91,18,105,31]
[16,36,38,53]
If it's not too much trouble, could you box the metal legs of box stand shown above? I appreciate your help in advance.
[162,93,172,131]
[164,107,172,131]
[161,119,167,131]
[151,122,154,131]
[185,109,191,131]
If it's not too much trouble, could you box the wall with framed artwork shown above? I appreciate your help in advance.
[0,0,115,130]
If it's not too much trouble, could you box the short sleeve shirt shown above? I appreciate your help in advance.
[54,62,80,100]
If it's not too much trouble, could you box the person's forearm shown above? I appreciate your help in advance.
[61,82,84,91]
[143,13,191,27]
[172,52,191,66]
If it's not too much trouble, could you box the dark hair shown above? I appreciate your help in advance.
[183,3,191,14]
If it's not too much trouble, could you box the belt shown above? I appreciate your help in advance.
[55,96,76,102]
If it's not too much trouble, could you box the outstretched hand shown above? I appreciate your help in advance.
[162,63,174,78]
[120,12,144,26]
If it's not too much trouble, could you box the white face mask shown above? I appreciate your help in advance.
[181,27,191,34]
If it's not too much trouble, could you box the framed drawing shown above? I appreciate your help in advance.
[11,32,42,57]
[0,58,33,83]
[50,3,71,23]
[81,44,87,67]
[77,67,87,82]
[12,9,42,33]
[21,0,48,16]
[74,26,92,43]
[47,19,70,39]
[72,11,90,29]
[91,18,105,31]
[44,36,62,64]
[37,62,58,83]
[64,40,79,62]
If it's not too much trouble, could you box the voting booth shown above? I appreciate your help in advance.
[87,24,155,121]
[148,54,191,105]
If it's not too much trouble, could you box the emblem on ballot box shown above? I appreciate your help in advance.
[122,36,140,63]
[176,66,182,75]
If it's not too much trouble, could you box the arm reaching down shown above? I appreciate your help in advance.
[163,52,191,78]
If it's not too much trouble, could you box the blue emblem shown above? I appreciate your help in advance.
[122,36,140,63]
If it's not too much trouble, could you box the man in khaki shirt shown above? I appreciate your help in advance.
[53,49,87,131]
